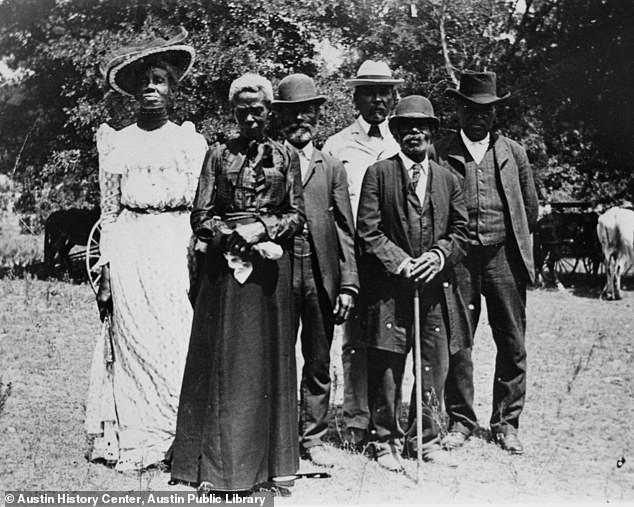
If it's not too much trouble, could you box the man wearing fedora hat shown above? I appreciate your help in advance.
[433,71,538,455]
[322,60,402,449]
[356,95,469,470]
[273,73,358,467]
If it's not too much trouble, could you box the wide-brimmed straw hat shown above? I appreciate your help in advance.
[388,95,440,132]
[344,60,404,88]
[446,71,510,105]
[101,27,195,96]
[271,73,326,107]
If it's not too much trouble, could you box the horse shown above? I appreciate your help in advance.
[43,208,100,279]
[597,207,634,300]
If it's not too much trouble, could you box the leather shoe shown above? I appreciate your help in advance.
[306,445,340,467]
[494,431,524,455]
[374,442,404,472]
[252,482,292,497]
[441,430,468,450]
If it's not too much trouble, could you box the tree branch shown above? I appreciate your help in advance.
[11,115,40,179]
[438,0,458,85]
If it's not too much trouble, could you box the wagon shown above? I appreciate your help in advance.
[86,218,102,294]
[533,201,604,287]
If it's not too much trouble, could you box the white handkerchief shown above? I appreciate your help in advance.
[253,241,283,260]
[224,253,253,284]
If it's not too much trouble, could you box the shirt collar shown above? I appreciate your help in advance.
[357,115,390,139]
[284,140,314,161]
[398,151,429,172]
[460,129,490,148]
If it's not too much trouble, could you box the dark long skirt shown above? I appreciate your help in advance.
[171,249,299,491]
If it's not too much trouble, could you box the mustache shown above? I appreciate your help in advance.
[285,123,314,132]
[403,133,431,142]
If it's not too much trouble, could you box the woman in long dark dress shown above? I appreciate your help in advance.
[170,73,304,495]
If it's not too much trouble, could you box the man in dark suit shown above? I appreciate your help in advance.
[356,95,469,471]
[273,74,359,467]
[433,71,538,455]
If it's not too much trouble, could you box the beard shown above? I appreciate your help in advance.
[285,124,314,148]
[401,133,430,160]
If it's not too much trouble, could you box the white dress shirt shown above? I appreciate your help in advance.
[285,140,313,183]
[460,130,490,165]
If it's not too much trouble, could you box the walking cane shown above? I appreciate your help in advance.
[413,287,423,484]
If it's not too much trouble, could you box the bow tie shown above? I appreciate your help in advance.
[368,124,382,138]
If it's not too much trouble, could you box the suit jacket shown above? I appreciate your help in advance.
[322,117,400,220]
[356,154,471,354]
[303,148,359,305]
[433,132,539,283]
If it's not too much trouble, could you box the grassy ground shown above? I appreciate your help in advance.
[0,278,633,504]
[0,211,42,276]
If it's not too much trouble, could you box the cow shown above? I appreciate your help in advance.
[43,208,100,279]
[597,207,634,300]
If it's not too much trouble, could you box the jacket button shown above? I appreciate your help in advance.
[434,327,440,332]
[386,322,392,329]
[443,282,449,287]
[468,304,475,310]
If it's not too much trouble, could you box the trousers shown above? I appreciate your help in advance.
[292,233,335,448]
[445,240,528,435]
[367,282,449,455]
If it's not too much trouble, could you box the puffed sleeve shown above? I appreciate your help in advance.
[181,121,208,176]
[96,123,122,266]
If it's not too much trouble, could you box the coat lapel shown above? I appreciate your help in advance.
[492,134,511,171]
[446,133,468,177]
[303,148,321,187]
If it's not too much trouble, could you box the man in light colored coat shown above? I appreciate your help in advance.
[322,60,402,448]
[273,74,359,466]
[433,71,539,455]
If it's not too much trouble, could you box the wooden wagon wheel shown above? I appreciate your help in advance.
[553,256,579,275]
[582,255,605,275]
[86,217,102,295]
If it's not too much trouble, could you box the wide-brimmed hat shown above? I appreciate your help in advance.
[344,60,404,88]
[388,95,440,132]
[446,71,510,105]
[101,27,195,97]
[271,73,326,107]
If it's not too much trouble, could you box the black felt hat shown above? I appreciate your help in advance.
[446,71,510,104]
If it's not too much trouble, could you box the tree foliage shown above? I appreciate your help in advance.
[0,0,631,230]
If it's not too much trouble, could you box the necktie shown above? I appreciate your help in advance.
[411,163,422,187]
[368,124,382,138]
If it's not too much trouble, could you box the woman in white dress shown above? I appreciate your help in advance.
[85,28,207,471]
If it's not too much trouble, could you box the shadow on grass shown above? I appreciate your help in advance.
[532,272,634,300]
[0,259,89,284]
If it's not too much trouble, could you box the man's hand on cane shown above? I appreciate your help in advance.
[409,251,443,284]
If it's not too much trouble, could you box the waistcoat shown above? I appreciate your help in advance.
[463,147,507,245]
[406,174,434,257]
